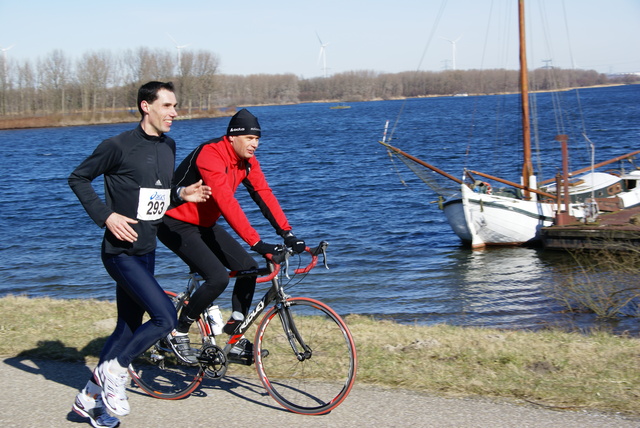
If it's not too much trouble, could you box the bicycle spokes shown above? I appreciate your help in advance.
[254,297,357,415]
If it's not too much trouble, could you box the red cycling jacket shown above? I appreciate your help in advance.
[166,136,291,246]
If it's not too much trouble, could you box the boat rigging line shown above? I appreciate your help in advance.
[383,0,448,145]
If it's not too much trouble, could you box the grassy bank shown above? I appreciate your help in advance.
[1,295,638,416]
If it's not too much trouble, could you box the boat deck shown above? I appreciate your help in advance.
[542,206,640,250]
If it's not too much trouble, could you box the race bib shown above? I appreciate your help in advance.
[137,188,171,221]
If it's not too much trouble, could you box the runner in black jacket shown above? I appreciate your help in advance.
[68,81,210,427]
[69,124,179,255]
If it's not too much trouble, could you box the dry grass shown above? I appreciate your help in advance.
[549,246,640,318]
[0,113,136,130]
[0,296,118,360]
[1,296,639,416]
[0,109,230,130]
[348,315,640,415]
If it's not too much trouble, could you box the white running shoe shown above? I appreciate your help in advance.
[72,391,120,428]
[93,359,131,416]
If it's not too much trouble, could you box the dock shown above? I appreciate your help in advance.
[542,206,640,250]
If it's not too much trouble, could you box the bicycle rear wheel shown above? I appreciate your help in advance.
[128,290,205,399]
[254,297,357,415]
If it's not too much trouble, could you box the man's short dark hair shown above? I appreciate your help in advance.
[137,81,175,117]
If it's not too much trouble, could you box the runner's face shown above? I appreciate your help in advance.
[141,89,178,136]
[229,135,260,159]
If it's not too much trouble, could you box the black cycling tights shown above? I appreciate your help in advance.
[158,217,258,321]
[100,250,177,368]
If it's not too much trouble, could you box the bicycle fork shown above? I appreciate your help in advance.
[277,302,312,361]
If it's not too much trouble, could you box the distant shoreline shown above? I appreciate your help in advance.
[0,109,233,131]
[0,83,632,131]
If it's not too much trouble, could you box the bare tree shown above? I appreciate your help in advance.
[76,50,115,118]
[0,44,620,123]
[176,50,196,114]
[376,73,404,100]
[192,50,220,111]
[122,48,173,84]
[16,61,36,115]
[37,50,72,114]
[0,53,13,115]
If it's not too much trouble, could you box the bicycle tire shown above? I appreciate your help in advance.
[128,290,205,400]
[254,297,357,415]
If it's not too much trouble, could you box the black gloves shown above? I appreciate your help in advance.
[283,232,306,254]
[252,233,306,256]
[251,240,282,256]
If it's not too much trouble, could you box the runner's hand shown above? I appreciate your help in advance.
[180,179,211,203]
[105,212,138,242]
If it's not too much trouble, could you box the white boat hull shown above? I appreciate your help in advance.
[443,177,640,248]
[443,186,559,247]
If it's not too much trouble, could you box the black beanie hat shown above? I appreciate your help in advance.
[227,108,261,137]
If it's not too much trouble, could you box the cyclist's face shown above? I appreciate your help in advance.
[229,135,260,159]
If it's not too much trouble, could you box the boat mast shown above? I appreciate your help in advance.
[519,0,533,200]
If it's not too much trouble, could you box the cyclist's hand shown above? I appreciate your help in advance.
[283,232,306,254]
[251,240,282,256]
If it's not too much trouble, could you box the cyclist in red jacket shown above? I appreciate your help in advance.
[158,108,306,364]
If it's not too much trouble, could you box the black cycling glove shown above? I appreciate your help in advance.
[251,240,282,256]
[283,232,306,254]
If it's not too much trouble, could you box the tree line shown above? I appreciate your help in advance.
[0,47,635,120]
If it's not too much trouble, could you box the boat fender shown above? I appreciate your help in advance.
[473,181,492,195]
[484,182,492,195]
[480,181,493,195]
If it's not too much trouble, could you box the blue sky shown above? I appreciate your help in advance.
[1,0,638,77]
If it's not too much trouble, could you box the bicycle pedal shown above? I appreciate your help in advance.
[227,356,253,366]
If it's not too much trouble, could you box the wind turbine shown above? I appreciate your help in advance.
[440,35,462,70]
[316,32,329,78]
[1,44,14,74]
[166,33,190,71]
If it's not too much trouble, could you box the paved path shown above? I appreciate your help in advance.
[1,357,637,428]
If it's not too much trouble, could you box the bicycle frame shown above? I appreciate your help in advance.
[198,241,328,352]
[223,276,279,349]
[130,240,357,415]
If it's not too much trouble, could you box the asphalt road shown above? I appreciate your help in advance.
[1,358,637,428]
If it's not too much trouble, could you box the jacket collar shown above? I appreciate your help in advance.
[136,123,165,142]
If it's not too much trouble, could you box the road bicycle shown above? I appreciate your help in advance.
[128,241,357,415]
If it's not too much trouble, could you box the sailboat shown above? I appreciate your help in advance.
[379,0,640,248]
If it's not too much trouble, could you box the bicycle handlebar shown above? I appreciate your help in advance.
[229,241,329,283]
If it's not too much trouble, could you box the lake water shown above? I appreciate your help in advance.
[1,84,639,334]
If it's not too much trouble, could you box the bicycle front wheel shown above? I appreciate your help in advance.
[128,290,205,400]
[254,297,357,415]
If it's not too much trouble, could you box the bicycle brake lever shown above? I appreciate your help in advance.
[321,245,329,269]
[284,252,291,279]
